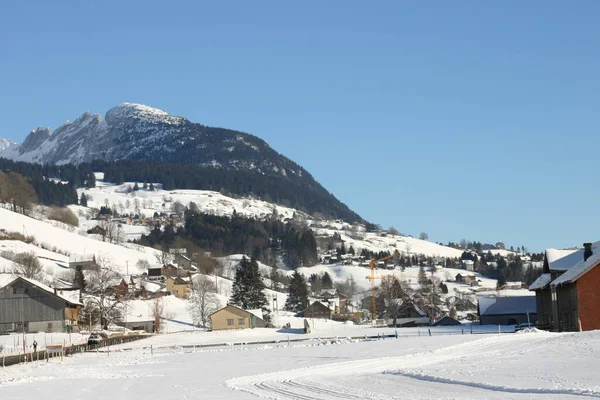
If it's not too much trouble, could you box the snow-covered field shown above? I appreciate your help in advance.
[1,330,598,399]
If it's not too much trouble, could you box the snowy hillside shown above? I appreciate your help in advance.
[0,207,159,276]
[74,174,462,260]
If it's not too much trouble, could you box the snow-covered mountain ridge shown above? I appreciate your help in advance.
[0,103,362,222]
[0,138,16,151]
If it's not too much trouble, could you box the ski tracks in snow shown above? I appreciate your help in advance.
[227,334,600,399]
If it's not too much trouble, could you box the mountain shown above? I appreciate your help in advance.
[0,103,362,222]
[0,138,16,152]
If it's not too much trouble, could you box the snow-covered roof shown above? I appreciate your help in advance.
[6,276,83,306]
[545,247,586,271]
[0,273,16,289]
[529,273,551,291]
[246,309,264,320]
[552,249,600,286]
[478,295,536,316]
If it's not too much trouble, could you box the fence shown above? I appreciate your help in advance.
[118,324,517,354]
[0,334,149,368]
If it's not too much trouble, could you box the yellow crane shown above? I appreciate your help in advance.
[365,254,394,322]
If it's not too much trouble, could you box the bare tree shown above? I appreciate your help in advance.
[189,275,220,329]
[388,226,400,236]
[85,256,123,329]
[419,232,429,241]
[155,248,174,266]
[13,252,44,281]
[136,258,151,274]
[0,172,37,214]
[98,217,123,244]
[380,276,411,326]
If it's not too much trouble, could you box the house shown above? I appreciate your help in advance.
[162,264,189,278]
[86,225,107,236]
[0,276,82,333]
[463,260,475,272]
[166,276,190,298]
[209,305,267,330]
[455,273,475,285]
[69,254,98,271]
[477,294,536,326]
[315,288,347,313]
[147,266,164,281]
[303,301,332,319]
[530,242,600,331]
[388,303,430,327]
[434,315,461,326]
[173,253,193,270]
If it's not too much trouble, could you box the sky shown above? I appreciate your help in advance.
[1,1,599,251]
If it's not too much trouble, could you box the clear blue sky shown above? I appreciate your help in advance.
[1,1,599,251]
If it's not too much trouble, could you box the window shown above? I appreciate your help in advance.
[227,319,234,326]
[238,318,245,325]
[13,288,17,294]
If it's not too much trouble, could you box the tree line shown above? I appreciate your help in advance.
[136,208,318,269]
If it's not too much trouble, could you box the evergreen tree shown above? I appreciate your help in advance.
[418,264,428,287]
[321,272,333,289]
[74,265,86,292]
[284,271,309,313]
[133,182,140,191]
[149,182,155,191]
[230,257,269,312]
[79,192,88,207]
[143,181,148,190]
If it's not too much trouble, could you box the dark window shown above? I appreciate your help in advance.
[24,288,29,294]
[13,288,17,294]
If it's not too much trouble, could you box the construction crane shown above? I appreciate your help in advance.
[365,254,394,323]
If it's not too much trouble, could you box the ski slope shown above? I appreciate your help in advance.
[0,330,598,399]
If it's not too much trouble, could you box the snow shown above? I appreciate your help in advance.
[1,329,599,399]
[0,207,160,276]
[545,247,583,271]
[551,246,600,286]
[0,138,16,151]
[105,102,185,126]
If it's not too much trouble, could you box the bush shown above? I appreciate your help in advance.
[48,207,79,227]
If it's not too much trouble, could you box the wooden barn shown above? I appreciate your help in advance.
[0,276,82,333]
[303,301,332,320]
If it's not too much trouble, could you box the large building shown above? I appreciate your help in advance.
[0,276,82,333]
[530,242,600,331]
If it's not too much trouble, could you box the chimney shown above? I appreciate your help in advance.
[583,243,593,262]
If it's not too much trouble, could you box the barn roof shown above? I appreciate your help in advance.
[2,276,83,306]
[529,273,551,291]
[552,249,600,286]
[478,295,535,316]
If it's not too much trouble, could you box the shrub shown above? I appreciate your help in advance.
[48,207,79,227]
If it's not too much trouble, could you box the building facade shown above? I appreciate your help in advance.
[209,305,266,331]
[0,277,82,333]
